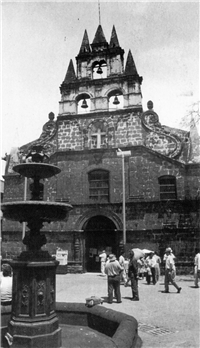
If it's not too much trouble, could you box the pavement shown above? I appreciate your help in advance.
[56,272,200,348]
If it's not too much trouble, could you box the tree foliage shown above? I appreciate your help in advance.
[179,101,200,131]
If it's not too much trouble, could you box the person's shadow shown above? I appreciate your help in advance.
[123,296,133,300]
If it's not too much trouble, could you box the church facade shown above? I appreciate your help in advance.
[2,25,200,273]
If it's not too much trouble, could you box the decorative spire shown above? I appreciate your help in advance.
[64,59,76,83]
[92,24,107,44]
[188,116,200,163]
[125,50,138,75]
[109,25,120,48]
[79,30,91,54]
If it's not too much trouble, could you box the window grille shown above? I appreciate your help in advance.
[159,176,177,200]
[88,170,109,202]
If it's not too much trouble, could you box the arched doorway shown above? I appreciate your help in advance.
[84,215,118,272]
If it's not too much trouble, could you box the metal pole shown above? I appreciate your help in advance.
[122,153,126,246]
[22,177,27,239]
[117,149,131,248]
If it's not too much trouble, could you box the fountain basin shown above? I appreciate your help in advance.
[1,201,73,222]
[1,303,139,348]
[56,302,139,348]
[13,163,61,179]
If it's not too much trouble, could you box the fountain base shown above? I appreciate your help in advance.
[7,319,62,348]
[2,303,139,348]
[7,255,62,348]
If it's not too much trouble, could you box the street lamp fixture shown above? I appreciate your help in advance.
[117,149,131,247]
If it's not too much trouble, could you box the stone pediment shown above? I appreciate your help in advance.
[141,101,188,160]
[5,113,57,174]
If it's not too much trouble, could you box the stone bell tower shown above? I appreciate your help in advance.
[59,25,143,116]
[57,25,143,151]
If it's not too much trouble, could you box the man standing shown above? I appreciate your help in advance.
[99,250,107,276]
[194,248,200,288]
[154,252,161,283]
[146,252,156,285]
[105,254,123,304]
[164,248,182,293]
[119,251,127,284]
[128,250,139,301]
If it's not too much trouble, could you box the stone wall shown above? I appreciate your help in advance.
[2,147,199,273]
[1,226,198,274]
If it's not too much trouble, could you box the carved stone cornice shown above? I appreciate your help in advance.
[20,112,57,158]
[141,106,182,158]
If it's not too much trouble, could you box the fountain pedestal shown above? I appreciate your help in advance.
[8,255,61,348]
[2,148,73,348]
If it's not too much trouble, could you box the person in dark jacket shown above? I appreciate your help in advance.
[128,250,139,301]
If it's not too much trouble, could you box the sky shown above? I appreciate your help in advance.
[1,1,199,162]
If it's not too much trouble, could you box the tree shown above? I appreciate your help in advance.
[179,101,200,131]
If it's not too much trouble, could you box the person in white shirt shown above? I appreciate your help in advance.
[118,251,127,284]
[163,247,176,264]
[99,250,107,276]
[146,252,157,284]
[105,254,123,303]
[154,252,161,282]
[0,264,13,305]
[164,248,181,293]
[194,248,200,288]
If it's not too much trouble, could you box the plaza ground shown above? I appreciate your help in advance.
[56,272,200,348]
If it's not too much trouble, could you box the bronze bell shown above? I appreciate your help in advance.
[113,96,120,105]
[81,99,88,108]
[96,66,103,74]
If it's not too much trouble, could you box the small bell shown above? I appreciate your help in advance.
[113,96,120,105]
[81,99,88,108]
[96,66,103,74]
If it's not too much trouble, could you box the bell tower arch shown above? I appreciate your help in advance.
[59,24,143,116]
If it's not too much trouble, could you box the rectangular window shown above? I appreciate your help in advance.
[89,170,109,202]
[159,177,177,200]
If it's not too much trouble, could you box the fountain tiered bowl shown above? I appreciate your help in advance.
[1,155,139,348]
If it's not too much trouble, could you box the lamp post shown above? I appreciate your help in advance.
[117,149,131,247]
[22,177,27,239]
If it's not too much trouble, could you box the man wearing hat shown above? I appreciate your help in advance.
[163,247,175,264]
[164,247,182,293]
[105,254,123,304]
[99,250,107,276]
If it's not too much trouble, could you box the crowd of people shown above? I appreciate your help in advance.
[99,247,200,304]
[0,248,199,307]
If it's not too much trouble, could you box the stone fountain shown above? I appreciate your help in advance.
[1,145,73,347]
[1,145,139,348]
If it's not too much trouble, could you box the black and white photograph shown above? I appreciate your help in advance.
[1,1,199,347]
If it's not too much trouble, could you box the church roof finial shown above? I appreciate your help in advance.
[92,24,107,44]
[125,49,138,75]
[109,25,120,48]
[79,29,91,54]
[98,0,101,25]
[64,59,76,83]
